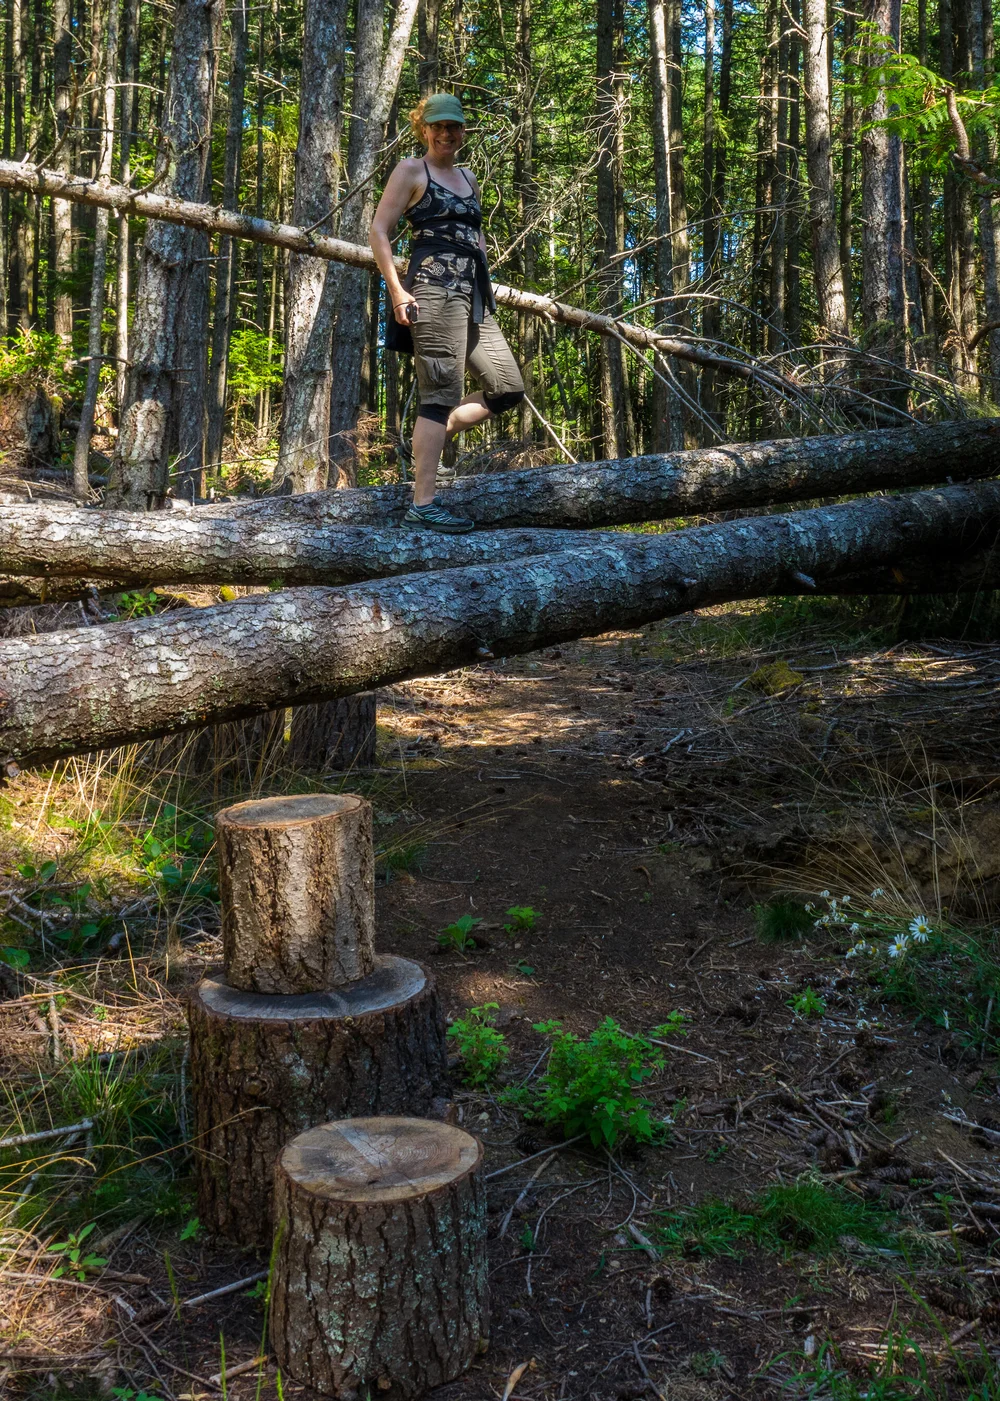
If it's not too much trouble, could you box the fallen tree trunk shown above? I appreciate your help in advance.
[0,159,802,398]
[0,420,997,590]
[1,479,998,767]
[198,417,1000,530]
[0,511,609,583]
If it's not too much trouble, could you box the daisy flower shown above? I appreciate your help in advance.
[909,915,932,942]
[870,887,885,899]
[849,923,861,935]
[888,935,909,959]
[820,890,831,900]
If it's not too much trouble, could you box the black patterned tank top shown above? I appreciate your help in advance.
[404,161,481,293]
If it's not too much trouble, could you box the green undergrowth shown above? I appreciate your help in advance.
[754,897,814,943]
[1,1044,190,1236]
[775,1327,1000,1401]
[655,1179,900,1261]
[641,595,899,665]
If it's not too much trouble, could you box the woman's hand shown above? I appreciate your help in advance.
[393,291,419,325]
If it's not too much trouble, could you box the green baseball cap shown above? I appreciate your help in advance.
[421,93,466,125]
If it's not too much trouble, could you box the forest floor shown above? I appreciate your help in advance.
[4,594,1000,1401]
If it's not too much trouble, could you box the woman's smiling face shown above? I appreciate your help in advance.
[423,120,465,159]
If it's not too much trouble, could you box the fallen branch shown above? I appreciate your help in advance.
[2,479,1000,766]
[0,158,802,395]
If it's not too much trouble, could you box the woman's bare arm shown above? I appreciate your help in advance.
[371,161,423,322]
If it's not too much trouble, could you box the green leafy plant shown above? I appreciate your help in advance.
[515,1017,675,1149]
[0,946,29,969]
[787,986,826,1018]
[48,1222,108,1280]
[377,841,427,882]
[113,590,160,620]
[656,1179,897,1261]
[512,959,536,976]
[179,1216,201,1241]
[436,913,481,952]
[447,1003,509,1086]
[504,905,540,935]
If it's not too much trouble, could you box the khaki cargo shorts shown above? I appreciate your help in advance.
[410,282,524,410]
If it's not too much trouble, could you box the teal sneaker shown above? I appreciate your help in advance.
[403,498,475,534]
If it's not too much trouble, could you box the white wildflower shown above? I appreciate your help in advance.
[909,915,932,942]
[820,890,831,900]
[849,922,861,935]
[841,896,852,906]
[888,935,910,959]
[871,887,885,899]
[846,941,867,959]
[804,902,814,913]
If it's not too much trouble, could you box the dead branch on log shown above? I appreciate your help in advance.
[0,159,806,402]
[2,479,999,767]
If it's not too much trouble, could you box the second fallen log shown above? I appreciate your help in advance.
[217,793,375,994]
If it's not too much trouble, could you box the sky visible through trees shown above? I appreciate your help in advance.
[1,0,999,500]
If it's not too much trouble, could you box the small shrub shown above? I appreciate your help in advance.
[753,898,813,943]
[112,591,160,620]
[436,914,481,952]
[377,841,427,881]
[787,986,826,1018]
[447,1004,509,1086]
[515,1017,678,1150]
[504,905,540,935]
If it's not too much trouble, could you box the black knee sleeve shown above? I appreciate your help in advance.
[416,402,453,426]
[484,389,526,416]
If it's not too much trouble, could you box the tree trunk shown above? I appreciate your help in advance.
[418,0,441,94]
[803,0,849,338]
[701,0,732,431]
[288,692,378,771]
[5,476,1000,765]
[514,0,538,444]
[327,0,420,487]
[217,793,376,994]
[72,0,118,501]
[51,0,73,346]
[106,0,223,509]
[273,0,349,494]
[666,0,693,441]
[204,0,250,477]
[840,8,855,330]
[860,0,906,379]
[115,0,139,411]
[187,958,450,1245]
[648,0,679,450]
[596,0,627,460]
[271,1117,486,1399]
[4,420,998,582]
[976,0,1000,399]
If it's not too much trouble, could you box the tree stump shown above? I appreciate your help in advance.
[187,957,450,1246]
[271,1117,487,1399]
[288,693,377,773]
[217,792,375,993]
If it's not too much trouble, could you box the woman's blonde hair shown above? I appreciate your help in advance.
[408,98,430,144]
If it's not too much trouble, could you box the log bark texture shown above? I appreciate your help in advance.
[3,479,1000,766]
[187,956,450,1246]
[271,1116,487,1399]
[0,420,997,585]
[0,159,803,398]
[217,793,375,994]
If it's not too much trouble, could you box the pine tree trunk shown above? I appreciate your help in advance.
[273,0,349,494]
[72,0,118,501]
[327,0,419,488]
[204,0,249,477]
[115,0,139,411]
[187,959,450,1245]
[803,0,849,338]
[418,0,441,93]
[860,0,906,384]
[840,9,855,330]
[648,0,679,450]
[596,0,627,460]
[51,0,73,346]
[701,0,732,431]
[271,1118,486,1399]
[106,0,224,509]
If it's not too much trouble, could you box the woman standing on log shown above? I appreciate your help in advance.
[370,93,525,534]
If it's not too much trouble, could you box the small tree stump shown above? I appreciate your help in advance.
[271,1117,487,1399]
[187,957,450,1246]
[217,792,374,993]
[288,693,377,772]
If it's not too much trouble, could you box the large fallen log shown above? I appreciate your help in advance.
[0,511,609,584]
[1,479,998,767]
[0,420,997,592]
[0,159,800,398]
[198,418,1000,530]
